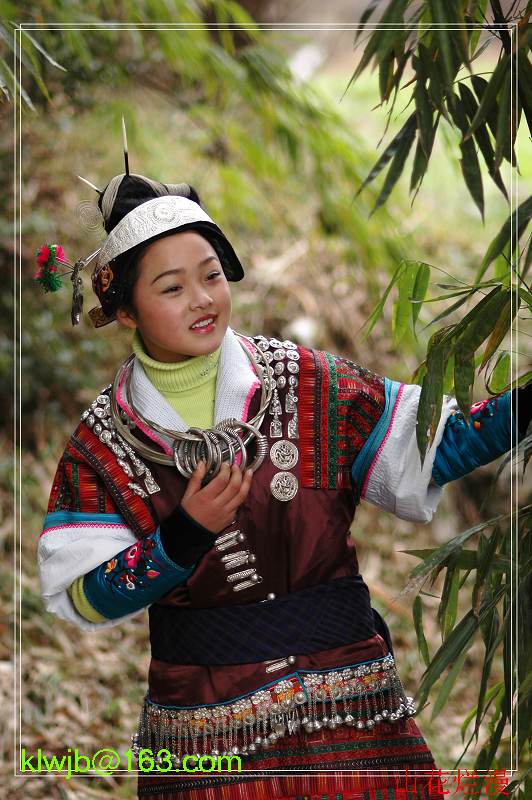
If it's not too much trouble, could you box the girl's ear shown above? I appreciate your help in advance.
[116,306,138,330]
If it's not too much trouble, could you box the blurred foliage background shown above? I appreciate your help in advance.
[1,1,530,798]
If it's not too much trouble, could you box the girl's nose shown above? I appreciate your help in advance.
[189,288,213,309]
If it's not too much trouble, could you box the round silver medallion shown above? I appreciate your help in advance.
[274,362,284,375]
[288,375,299,387]
[257,340,269,351]
[276,375,286,389]
[282,340,297,349]
[152,204,179,223]
[286,350,300,361]
[263,351,273,363]
[270,471,298,501]
[269,338,283,348]
[97,394,110,405]
[287,361,300,374]
[270,440,299,470]
[273,349,286,360]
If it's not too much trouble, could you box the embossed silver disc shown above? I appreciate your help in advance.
[270,471,298,501]
[270,440,299,470]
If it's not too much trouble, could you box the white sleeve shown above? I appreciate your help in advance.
[38,513,146,630]
[356,381,458,523]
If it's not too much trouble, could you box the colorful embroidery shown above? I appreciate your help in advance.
[103,536,162,592]
[299,349,386,490]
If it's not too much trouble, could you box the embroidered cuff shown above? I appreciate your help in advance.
[82,529,193,620]
[159,504,217,567]
[432,391,520,486]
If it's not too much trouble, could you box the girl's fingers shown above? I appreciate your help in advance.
[217,463,245,503]
[200,462,232,497]
[182,460,207,500]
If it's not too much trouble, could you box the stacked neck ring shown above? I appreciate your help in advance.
[110,335,273,483]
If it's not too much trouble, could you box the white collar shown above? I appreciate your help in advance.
[127,327,260,439]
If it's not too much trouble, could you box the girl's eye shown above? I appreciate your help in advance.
[162,285,182,294]
[207,271,221,280]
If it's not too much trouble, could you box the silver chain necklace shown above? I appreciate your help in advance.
[110,335,274,483]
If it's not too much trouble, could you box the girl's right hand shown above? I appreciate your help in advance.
[180,461,253,534]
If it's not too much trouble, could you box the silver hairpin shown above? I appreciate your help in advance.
[122,115,130,176]
[77,174,102,193]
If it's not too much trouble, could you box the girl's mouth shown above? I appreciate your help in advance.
[190,315,217,334]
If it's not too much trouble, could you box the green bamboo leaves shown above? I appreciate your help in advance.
[348,4,529,217]
[415,285,518,460]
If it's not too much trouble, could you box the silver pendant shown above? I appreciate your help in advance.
[288,409,299,440]
[269,388,282,416]
[128,482,148,498]
[270,440,298,470]
[144,473,161,495]
[285,386,297,413]
[287,361,299,374]
[270,415,283,439]
[270,471,298,501]
[276,374,286,389]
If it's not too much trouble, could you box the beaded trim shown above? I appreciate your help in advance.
[131,654,416,766]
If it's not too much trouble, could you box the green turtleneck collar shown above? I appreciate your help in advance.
[132,330,221,394]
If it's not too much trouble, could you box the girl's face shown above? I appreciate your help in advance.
[116,231,232,362]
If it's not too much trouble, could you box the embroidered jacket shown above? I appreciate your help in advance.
[38,328,519,752]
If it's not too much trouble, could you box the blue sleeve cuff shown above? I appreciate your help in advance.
[432,391,520,486]
[83,528,194,620]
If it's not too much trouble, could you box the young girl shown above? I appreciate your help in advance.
[38,170,527,800]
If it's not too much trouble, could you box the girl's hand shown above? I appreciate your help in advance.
[180,461,253,533]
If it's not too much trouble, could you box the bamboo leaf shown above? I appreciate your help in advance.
[494,70,512,171]
[479,291,519,372]
[379,49,395,103]
[416,330,448,461]
[486,351,510,394]
[363,261,407,338]
[413,595,430,667]
[454,349,475,419]
[448,92,484,220]
[417,588,505,708]
[20,28,67,72]
[428,0,459,88]
[431,650,467,721]
[458,82,508,201]
[371,114,418,215]
[425,288,476,328]
[438,556,461,640]
[417,611,478,708]
[354,0,381,44]
[474,606,500,735]
[460,681,503,742]
[465,53,509,142]
[355,112,417,200]
[414,52,433,159]
[405,512,508,587]
[476,197,532,283]
[411,262,431,330]
[393,261,417,343]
